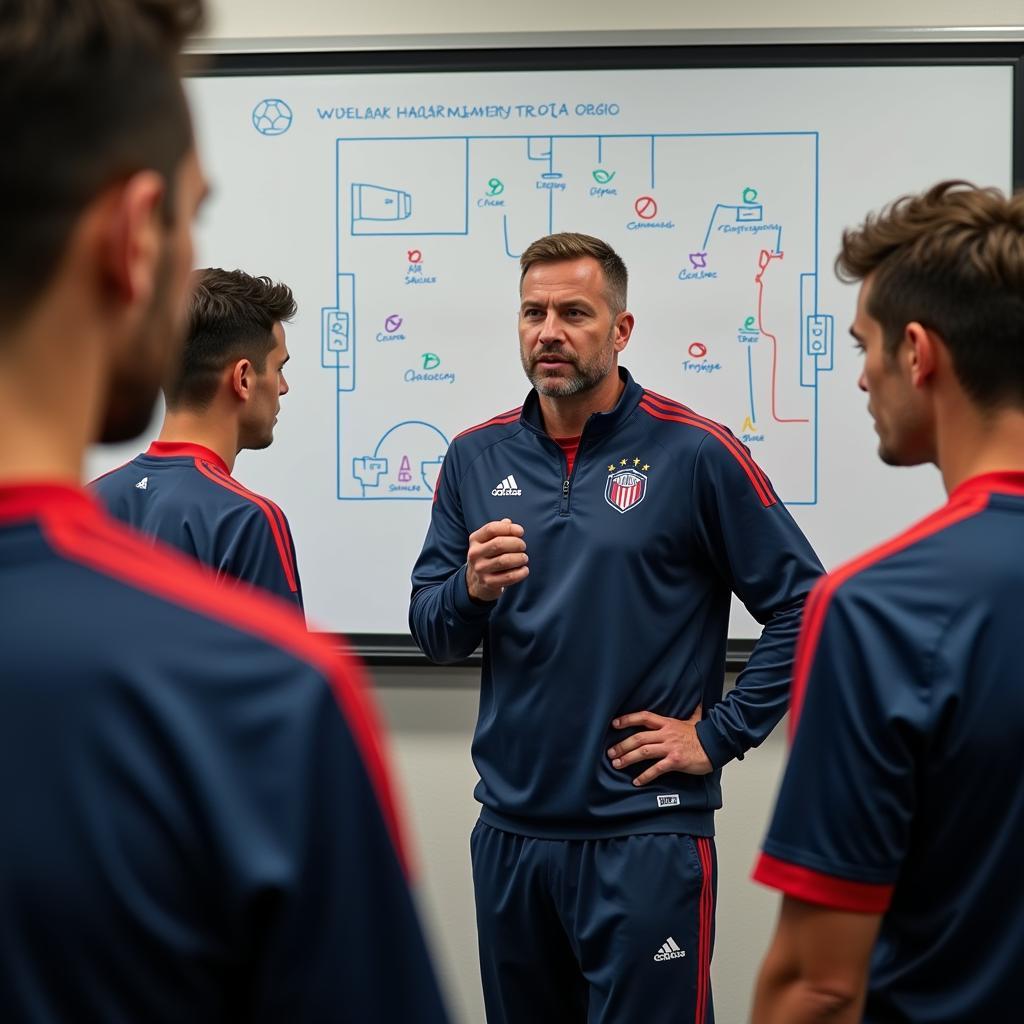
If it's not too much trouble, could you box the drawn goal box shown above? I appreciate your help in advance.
[340,138,470,237]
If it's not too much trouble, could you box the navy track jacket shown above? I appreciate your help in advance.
[410,369,824,839]
[93,441,302,609]
[0,483,448,1023]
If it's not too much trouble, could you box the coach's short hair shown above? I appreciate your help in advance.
[519,233,628,314]
[837,180,1024,410]
[165,268,297,409]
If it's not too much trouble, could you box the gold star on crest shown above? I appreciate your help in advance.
[632,457,640,466]
[642,464,650,471]
[607,464,615,472]
[620,458,627,465]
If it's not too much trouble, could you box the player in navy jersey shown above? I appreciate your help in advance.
[0,2,449,1021]
[93,268,303,608]
[410,232,824,1023]
[752,181,1024,1023]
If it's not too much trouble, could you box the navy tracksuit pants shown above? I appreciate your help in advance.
[471,821,717,1024]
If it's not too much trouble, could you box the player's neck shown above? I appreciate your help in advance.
[935,397,1024,494]
[537,368,625,439]
[157,410,239,474]
[0,311,106,486]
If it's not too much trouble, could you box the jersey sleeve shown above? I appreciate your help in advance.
[227,647,449,1021]
[409,446,493,663]
[223,504,303,611]
[753,580,930,913]
[689,432,824,768]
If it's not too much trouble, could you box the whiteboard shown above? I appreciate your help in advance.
[89,53,1017,641]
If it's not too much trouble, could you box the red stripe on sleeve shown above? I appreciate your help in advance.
[753,853,893,913]
[205,463,294,562]
[642,389,776,499]
[788,489,990,738]
[207,463,298,575]
[193,460,299,593]
[432,459,446,504]
[41,511,413,878]
[453,406,522,440]
[639,397,776,507]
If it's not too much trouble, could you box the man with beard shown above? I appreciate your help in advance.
[0,1,449,1021]
[94,268,304,609]
[752,181,1024,1023]
[410,231,823,1023]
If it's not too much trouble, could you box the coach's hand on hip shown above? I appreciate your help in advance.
[466,518,529,603]
[607,706,713,784]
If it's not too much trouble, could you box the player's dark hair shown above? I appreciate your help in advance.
[167,268,297,409]
[520,233,629,315]
[837,180,1024,410]
[0,0,204,331]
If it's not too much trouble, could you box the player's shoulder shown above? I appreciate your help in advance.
[39,501,403,864]
[821,492,992,615]
[49,505,320,671]
[89,455,145,494]
[194,463,293,528]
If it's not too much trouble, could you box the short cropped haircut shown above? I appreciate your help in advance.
[166,268,297,410]
[837,180,1024,410]
[0,0,204,331]
[520,233,628,314]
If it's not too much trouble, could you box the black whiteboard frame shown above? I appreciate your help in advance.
[184,39,1024,667]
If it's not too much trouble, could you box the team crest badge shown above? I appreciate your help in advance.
[605,467,648,513]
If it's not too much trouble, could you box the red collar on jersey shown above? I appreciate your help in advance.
[145,441,230,475]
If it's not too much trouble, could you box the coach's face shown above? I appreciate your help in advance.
[102,147,208,443]
[518,257,631,399]
[853,276,935,467]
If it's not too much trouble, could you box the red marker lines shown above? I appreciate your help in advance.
[755,250,809,425]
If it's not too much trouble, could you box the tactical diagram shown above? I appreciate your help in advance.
[322,131,834,504]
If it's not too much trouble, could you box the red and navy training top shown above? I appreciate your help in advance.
[92,441,302,610]
[754,471,1024,1022]
[0,482,449,1023]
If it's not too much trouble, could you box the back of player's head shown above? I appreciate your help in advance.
[837,180,1024,410]
[520,233,629,315]
[0,0,203,333]
[166,268,297,410]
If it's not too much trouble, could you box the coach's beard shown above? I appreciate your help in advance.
[524,342,615,399]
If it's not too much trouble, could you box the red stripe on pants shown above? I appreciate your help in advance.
[695,837,714,1023]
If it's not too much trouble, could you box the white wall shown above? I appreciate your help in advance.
[198,1,1024,41]
[197,3,1021,1022]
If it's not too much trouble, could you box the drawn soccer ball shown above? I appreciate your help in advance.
[252,99,293,136]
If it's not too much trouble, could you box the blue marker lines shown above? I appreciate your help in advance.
[502,215,520,258]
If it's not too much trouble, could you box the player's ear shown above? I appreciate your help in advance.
[905,322,938,388]
[231,358,254,401]
[97,170,166,308]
